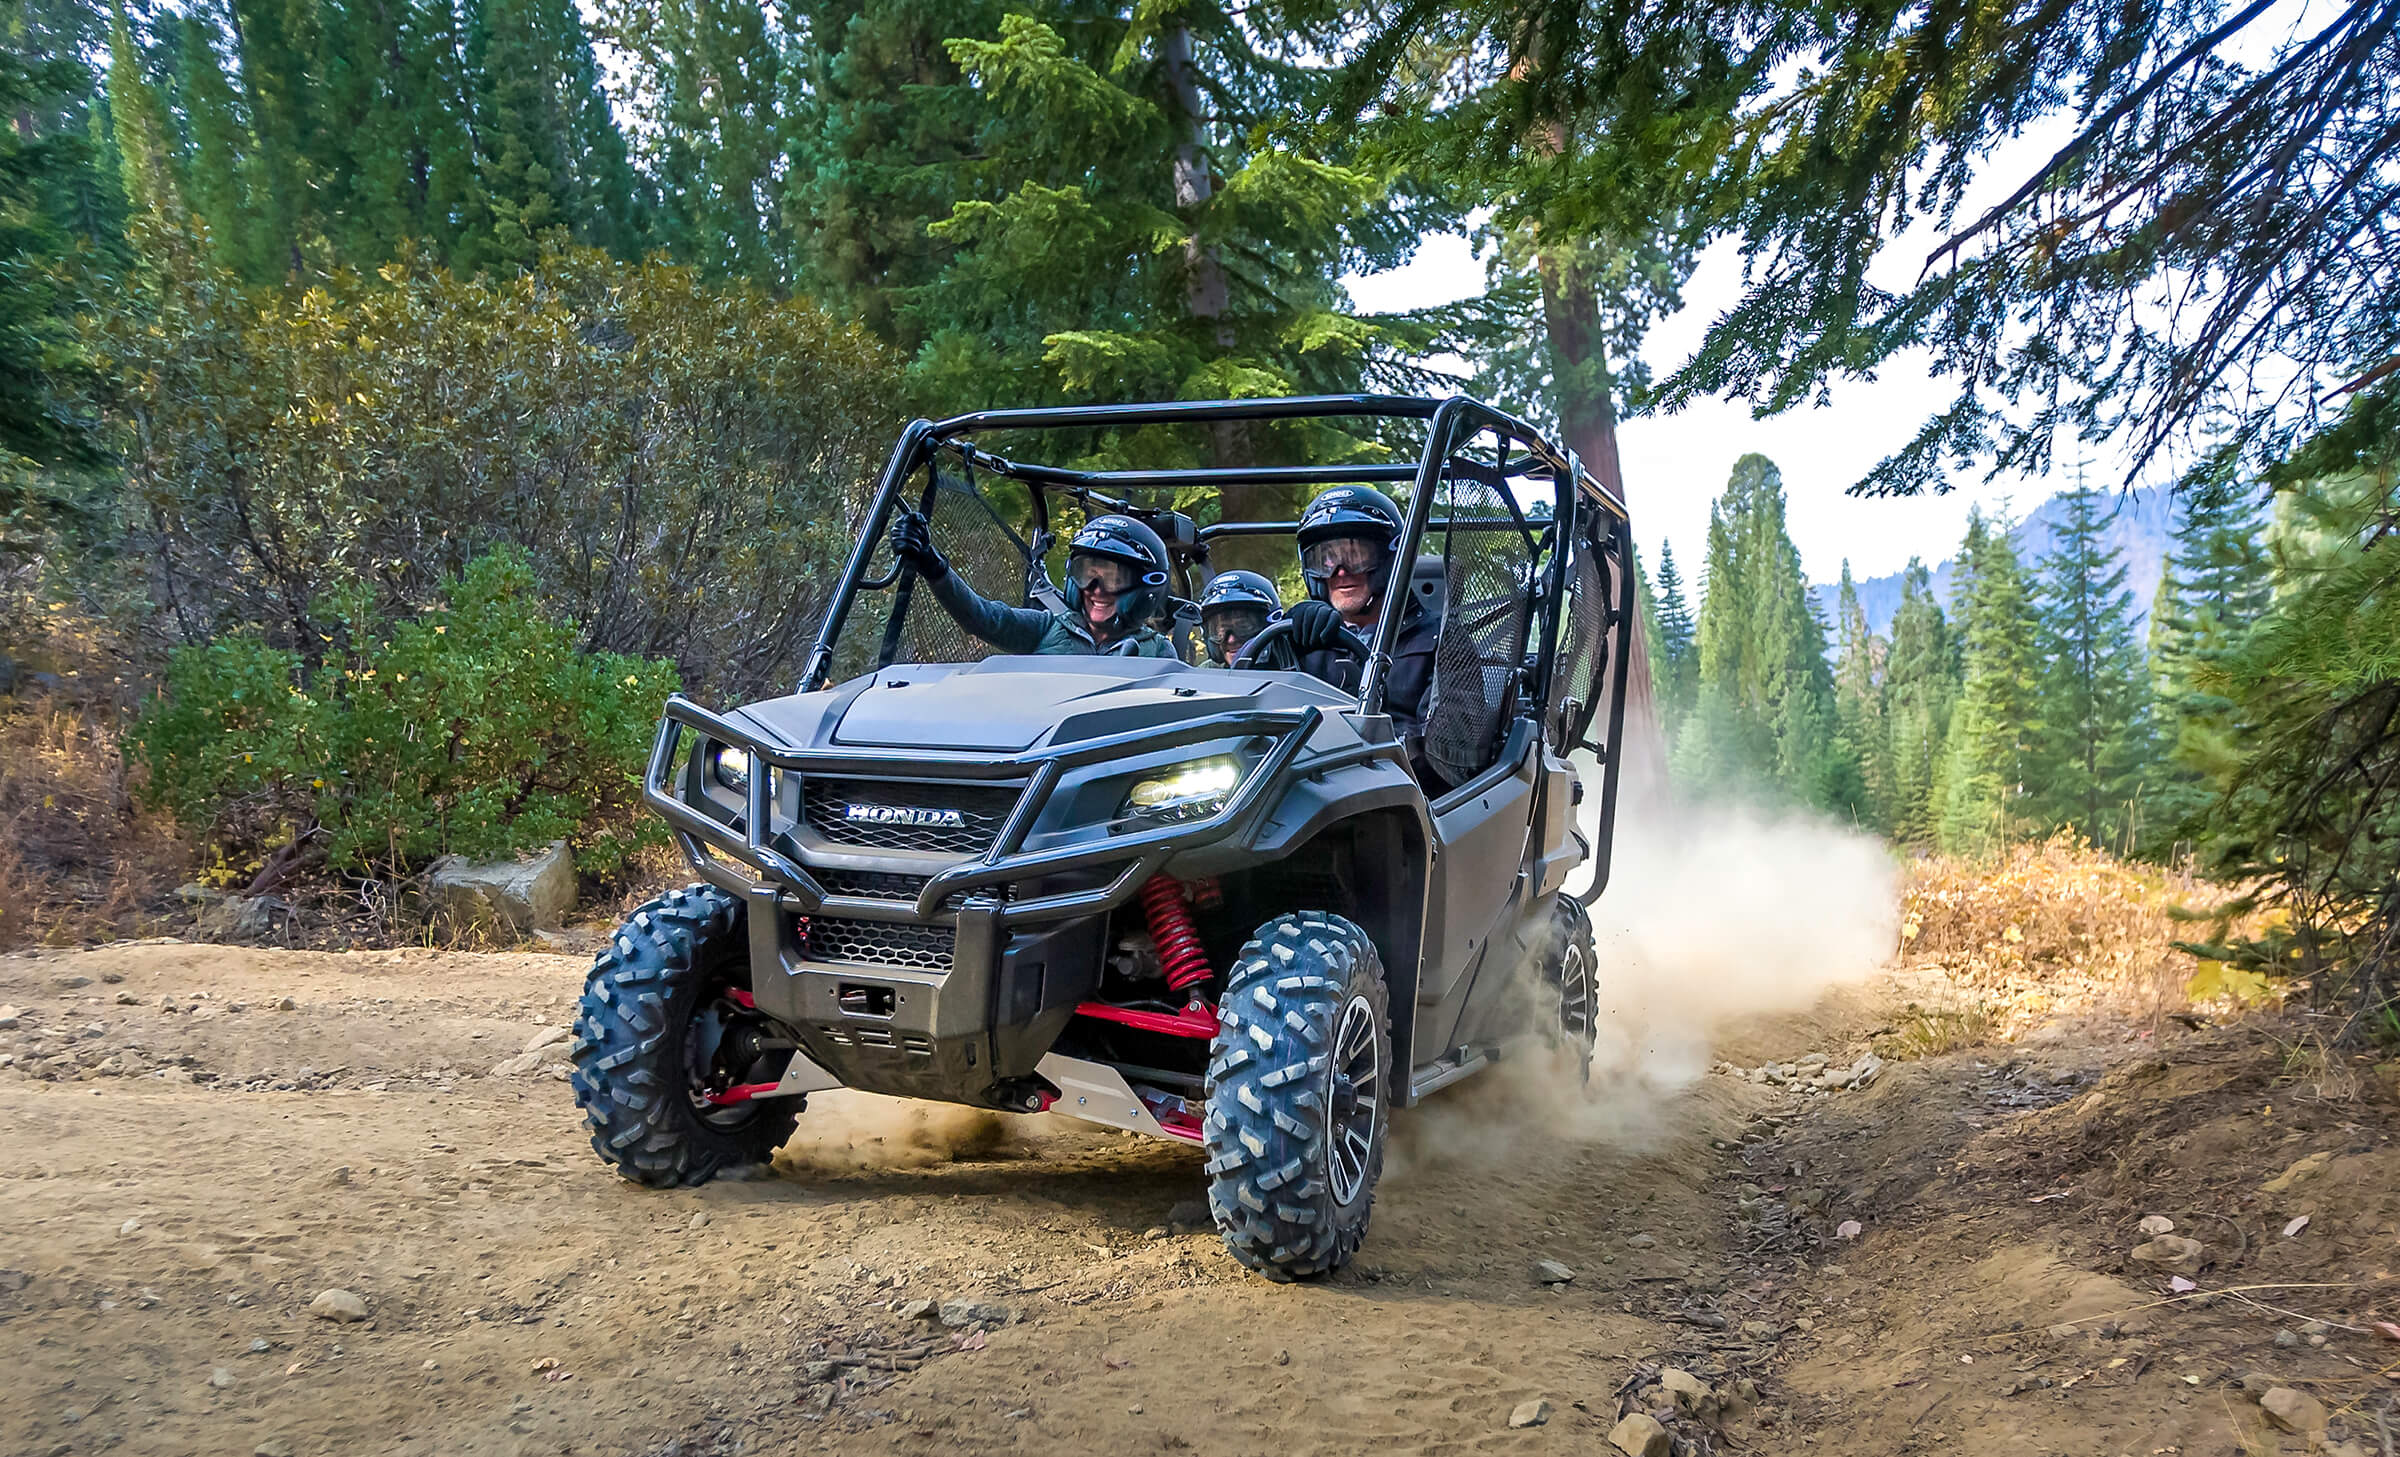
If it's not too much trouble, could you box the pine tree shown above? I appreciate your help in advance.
[1832,561,1890,831]
[224,0,316,275]
[175,10,271,279]
[2031,485,2151,851]
[313,0,482,266]
[3,0,120,470]
[2147,475,2275,836]
[106,0,183,228]
[601,0,786,283]
[1938,511,2043,856]
[782,0,1008,347]
[1881,559,1955,848]
[461,0,643,273]
[1650,539,1696,744]
[1672,453,1840,807]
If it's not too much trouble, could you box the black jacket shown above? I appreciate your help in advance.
[1299,602,1439,748]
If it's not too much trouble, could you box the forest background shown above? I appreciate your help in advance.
[3,0,2397,1031]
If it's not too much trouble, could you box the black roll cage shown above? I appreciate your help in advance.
[800,394,1630,733]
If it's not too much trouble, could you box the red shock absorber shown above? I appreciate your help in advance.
[1139,874,1215,997]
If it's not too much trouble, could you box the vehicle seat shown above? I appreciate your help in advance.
[1408,555,1446,621]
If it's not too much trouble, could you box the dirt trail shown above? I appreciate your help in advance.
[1,941,2392,1457]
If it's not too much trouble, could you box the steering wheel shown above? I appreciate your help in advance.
[1230,617,1368,674]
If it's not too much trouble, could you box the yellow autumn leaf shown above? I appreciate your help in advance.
[1900,920,1921,942]
[2185,959,2277,1007]
[2003,925,2023,943]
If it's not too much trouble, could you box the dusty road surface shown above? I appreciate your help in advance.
[2,939,2393,1457]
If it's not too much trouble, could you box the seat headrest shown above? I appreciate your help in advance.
[1408,555,1447,619]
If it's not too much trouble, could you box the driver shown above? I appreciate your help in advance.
[888,510,1180,658]
[1196,570,1283,666]
[1279,485,1440,748]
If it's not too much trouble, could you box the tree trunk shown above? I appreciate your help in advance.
[1160,20,1287,579]
[1532,243,1627,504]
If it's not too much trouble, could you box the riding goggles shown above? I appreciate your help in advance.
[1068,551,1163,596]
[1301,536,1386,582]
[1202,604,1273,660]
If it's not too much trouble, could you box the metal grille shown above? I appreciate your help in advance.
[1421,463,1539,787]
[800,778,1020,855]
[815,867,975,912]
[1552,526,1610,750]
[799,915,955,971]
[815,867,933,900]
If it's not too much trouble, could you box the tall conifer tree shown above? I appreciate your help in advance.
[175,11,268,278]
[1673,453,1839,806]
[2032,485,2150,850]
[2147,477,2275,834]
[462,0,642,272]
[1650,539,1696,744]
[1938,512,2043,855]
[1881,560,1955,848]
[1832,561,1889,830]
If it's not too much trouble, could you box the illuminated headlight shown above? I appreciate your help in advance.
[709,744,753,793]
[1122,756,1244,823]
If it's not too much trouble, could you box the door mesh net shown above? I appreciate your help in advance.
[828,465,1043,680]
[1550,515,1613,752]
[1419,465,1539,788]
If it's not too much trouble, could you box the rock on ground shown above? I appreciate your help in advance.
[308,1289,368,1323]
[1608,1412,1672,1457]
[2130,1234,2206,1276]
[1535,1260,1575,1284]
[1507,1399,1550,1428]
[2260,1387,2327,1437]
[938,1297,1012,1329]
[427,842,575,933]
[1658,1367,1712,1411]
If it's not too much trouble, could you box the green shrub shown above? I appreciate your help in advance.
[134,549,677,878]
[95,245,899,700]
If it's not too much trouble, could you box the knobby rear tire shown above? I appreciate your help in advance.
[570,884,799,1188]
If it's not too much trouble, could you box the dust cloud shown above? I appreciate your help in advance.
[1394,793,1899,1171]
[774,1089,1020,1173]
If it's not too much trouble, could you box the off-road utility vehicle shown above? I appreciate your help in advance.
[571,395,1636,1281]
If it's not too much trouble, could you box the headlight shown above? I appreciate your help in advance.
[709,744,753,793]
[1122,756,1244,823]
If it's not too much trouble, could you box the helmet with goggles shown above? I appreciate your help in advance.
[1295,485,1404,607]
[1063,514,1172,637]
[1196,569,1282,665]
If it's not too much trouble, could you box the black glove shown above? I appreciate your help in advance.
[888,509,948,581]
[1283,599,1357,655]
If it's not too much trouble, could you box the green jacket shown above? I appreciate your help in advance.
[925,570,1179,659]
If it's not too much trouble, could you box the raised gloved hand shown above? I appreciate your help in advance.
[1283,599,1359,655]
[888,509,948,581]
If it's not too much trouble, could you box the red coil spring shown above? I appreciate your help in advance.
[1139,874,1215,995]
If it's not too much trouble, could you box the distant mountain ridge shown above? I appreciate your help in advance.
[1809,487,2176,642]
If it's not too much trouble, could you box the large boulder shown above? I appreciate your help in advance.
[427,841,574,932]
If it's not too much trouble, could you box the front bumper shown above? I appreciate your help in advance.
[643,695,1322,1100]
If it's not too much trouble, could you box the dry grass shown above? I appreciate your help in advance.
[1895,835,2234,1047]
[0,604,188,950]
[0,698,188,950]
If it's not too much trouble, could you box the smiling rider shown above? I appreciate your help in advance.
[888,510,1180,658]
[1277,485,1441,755]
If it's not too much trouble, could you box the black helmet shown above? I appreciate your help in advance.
[1296,485,1404,605]
[1063,514,1171,638]
[1197,569,1282,665]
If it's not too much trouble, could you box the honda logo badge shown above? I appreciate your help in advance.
[840,802,965,829]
